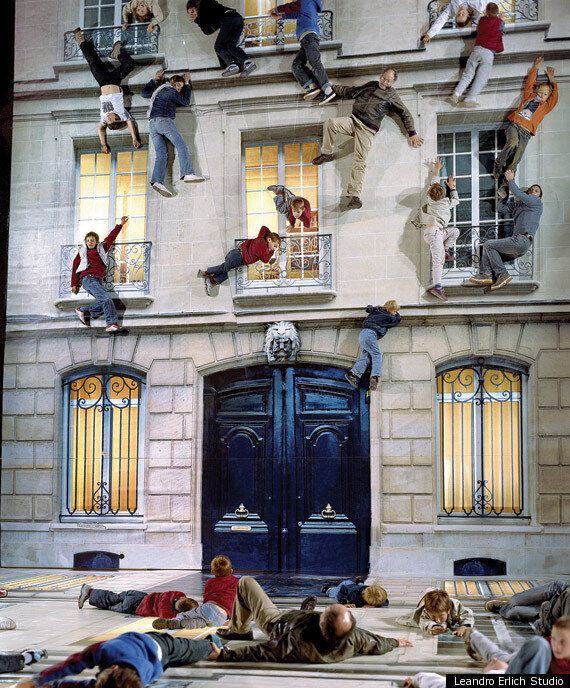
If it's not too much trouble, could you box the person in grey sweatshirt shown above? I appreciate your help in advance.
[469,169,543,291]
[414,159,459,302]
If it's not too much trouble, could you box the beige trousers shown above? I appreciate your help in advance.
[322,115,375,197]
[422,225,460,286]
[229,576,283,635]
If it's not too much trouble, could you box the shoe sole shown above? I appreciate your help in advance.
[152,185,173,197]
[427,289,448,301]
[344,375,359,389]
[319,94,337,105]
[347,203,362,210]
[240,64,257,76]
[303,90,321,100]
[490,276,513,291]
[182,177,205,183]
[468,279,493,286]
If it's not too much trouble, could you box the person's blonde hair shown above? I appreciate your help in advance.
[362,585,388,606]
[428,183,445,201]
[291,197,305,213]
[423,589,452,613]
[384,299,400,314]
[210,554,233,577]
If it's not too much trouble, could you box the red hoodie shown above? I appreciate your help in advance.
[240,226,275,265]
[203,575,238,615]
[287,198,312,229]
[134,590,187,618]
[546,637,570,675]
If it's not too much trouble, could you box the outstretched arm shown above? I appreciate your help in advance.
[126,119,141,149]
[218,642,281,663]
[545,66,558,110]
[98,125,109,154]
[271,1,300,19]
[504,172,542,208]
[422,3,453,41]
[390,94,423,147]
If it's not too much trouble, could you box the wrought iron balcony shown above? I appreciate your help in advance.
[427,0,538,29]
[63,23,159,61]
[60,241,152,297]
[240,11,333,48]
[442,224,534,282]
[234,233,332,295]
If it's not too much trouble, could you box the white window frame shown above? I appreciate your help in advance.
[81,0,123,29]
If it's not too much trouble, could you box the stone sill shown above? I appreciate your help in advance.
[1,522,193,533]
[444,281,539,297]
[382,522,539,534]
[244,40,341,57]
[233,290,337,307]
[53,521,146,531]
[429,21,549,41]
[54,294,154,311]
[53,53,165,76]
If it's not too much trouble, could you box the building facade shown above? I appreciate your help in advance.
[2,0,569,576]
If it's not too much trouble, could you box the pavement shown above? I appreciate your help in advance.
[0,568,561,688]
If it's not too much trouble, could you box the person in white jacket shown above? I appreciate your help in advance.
[421,0,488,42]
[413,159,460,302]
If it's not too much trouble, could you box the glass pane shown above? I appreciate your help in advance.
[117,152,133,173]
[479,200,496,220]
[439,155,453,177]
[94,175,111,197]
[479,175,495,198]
[116,174,133,197]
[121,216,145,241]
[263,167,278,186]
[131,173,147,195]
[479,130,496,152]
[456,201,472,222]
[132,150,148,172]
[285,167,301,188]
[93,197,110,219]
[246,191,263,215]
[96,153,111,174]
[80,176,94,197]
[455,155,471,176]
[245,168,262,189]
[80,154,96,175]
[262,145,278,167]
[101,6,115,25]
[84,8,99,28]
[284,143,300,165]
[455,132,471,153]
[479,152,495,175]
[79,199,94,221]
[437,133,454,155]
[302,141,318,163]
[84,0,99,6]
[244,146,260,168]
[456,177,471,199]
[301,165,318,187]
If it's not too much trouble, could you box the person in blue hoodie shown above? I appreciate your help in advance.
[141,69,204,198]
[18,631,221,688]
[345,300,401,392]
[269,0,335,104]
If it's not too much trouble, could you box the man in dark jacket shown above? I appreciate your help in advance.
[313,68,423,209]
[141,69,204,197]
[345,300,401,392]
[209,575,411,663]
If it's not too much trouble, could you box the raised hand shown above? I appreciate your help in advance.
[545,66,555,79]
[504,169,515,182]
[446,175,456,189]
[533,56,544,68]
[155,68,166,80]
[410,135,424,148]
[121,216,129,226]
[421,33,431,44]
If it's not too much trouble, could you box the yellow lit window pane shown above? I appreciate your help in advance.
[246,191,263,215]
[284,143,301,165]
[263,167,278,186]
[245,0,273,16]
[302,165,318,187]
[132,173,147,194]
[79,198,94,221]
[245,168,262,189]
[80,154,95,175]
[245,146,261,168]
[93,197,110,219]
[94,175,111,197]
[302,141,318,163]
[120,216,146,242]
[132,150,148,172]
[116,174,133,197]
[96,153,111,175]
[285,167,301,188]
[79,219,108,237]
[80,176,94,197]
[117,151,133,173]
[262,145,278,166]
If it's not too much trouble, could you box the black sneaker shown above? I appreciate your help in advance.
[317,91,337,105]
[347,196,363,210]
[216,628,254,641]
[300,595,317,611]
[312,153,334,165]
[344,372,359,389]
[320,584,331,594]
[354,576,365,585]
[490,272,512,291]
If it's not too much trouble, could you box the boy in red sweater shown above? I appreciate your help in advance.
[267,185,312,229]
[72,216,128,333]
[153,555,239,630]
[494,56,558,177]
[450,2,504,108]
[198,227,280,296]
[77,584,197,618]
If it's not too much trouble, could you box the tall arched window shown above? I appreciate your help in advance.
[62,369,145,518]
[436,358,527,518]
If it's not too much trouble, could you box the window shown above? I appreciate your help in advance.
[83,0,121,28]
[62,370,145,518]
[77,149,149,288]
[436,359,527,518]
[427,0,538,29]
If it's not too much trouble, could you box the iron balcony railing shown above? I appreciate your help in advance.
[63,23,159,61]
[442,224,534,282]
[234,233,332,294]
[240,10,333,48]
[427,0,538,29]
[60,241,152,297]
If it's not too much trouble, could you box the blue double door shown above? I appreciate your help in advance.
[202,364,371,575]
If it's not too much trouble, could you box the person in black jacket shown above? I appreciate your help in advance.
[186,0,256,77]
[345,300,401,391]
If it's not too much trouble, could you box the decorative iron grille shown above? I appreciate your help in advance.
[240,10,333,48]
[437,359,526,518]
[427,0,538,28]
[234,234,332,294]
[60,242,152,297]
[63,372,144,517]
[441,224,534,281]
[63,24,159,61]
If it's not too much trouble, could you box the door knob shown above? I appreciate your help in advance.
[298,521,302,526]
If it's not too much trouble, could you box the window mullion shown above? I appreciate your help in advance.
[471,129,480,256]
[110,152,118,229]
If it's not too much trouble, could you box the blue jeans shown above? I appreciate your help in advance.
[470,631,551,674]
[149,117,193,184]
[176,601,228,629]
[326,580,354,601]
[351,329,382,378]
[207,247,245,284]
[80,276,117,325]
[500,580,567,622]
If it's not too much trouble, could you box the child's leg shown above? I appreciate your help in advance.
[347,120,375,198]
[299,34,332,94]
[114,46,136,82]
[148,632,213,667]
[149,121,168,184]
[362,330,382,378]
[350,329,374,378]
[215,12,248,68]
[443,226,460,249]
[465,47,494,102]
[206,248,244,285]
[453,49,481,98]
[82,276,118,325]
[326,580,354,600]
[177,602,227,629]
[469,630,514,663]
[0,653,25,673]
[506,129,531,173]
[79,40,113,88]
[505,636,551,675]
[292,45,318,92]
[422,226,445,286]
[158,119,194,177]
[87,588,128,610]
[494,123,520,175]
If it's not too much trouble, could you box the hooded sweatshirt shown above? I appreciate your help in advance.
[274,0,322,41]
[362,306,401,339]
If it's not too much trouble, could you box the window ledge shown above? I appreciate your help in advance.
[55,294,155,311]
[52,522,147,531]
[382,522,539,534]
[233,290,337,307]
[443,281,540,297]
[432,21,549,41]
[53,53,165,76]
[244,40,341,56]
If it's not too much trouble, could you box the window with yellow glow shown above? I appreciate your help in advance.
[430,0,522,26]
[243,0,298,47]
[77,149,148,286]
[436,362,526,518]
[243,140,320,282]
[63,371,144,517]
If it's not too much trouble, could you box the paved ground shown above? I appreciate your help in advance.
[0,568,563,688]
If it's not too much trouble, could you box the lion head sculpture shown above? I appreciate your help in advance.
[264,321,301,363]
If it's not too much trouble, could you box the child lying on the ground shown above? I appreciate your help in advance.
[0,649,46,673]
[77,583,195,618]
[321,578,389,608]
[396,588,474,636]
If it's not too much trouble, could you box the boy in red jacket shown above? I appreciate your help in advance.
[267,184,312,229]
[198,227,280,296]
[449,2,504,108]
[77,585,197,619]
[72,216,128,333]
[153,555,238,630]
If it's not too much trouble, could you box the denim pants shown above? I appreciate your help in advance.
[88,588,146,614]
[326,580,354,602]
[207,247,245,284]
[80,276,118,325]
[500,580,568,622]
[495,122,531,174]
[292,33,331,92]
[0,653,25,673]
[454,46,495,101]
[150,117,193,183]
[214,11,248,68]
[351,328,382,378]
[80,40,135,87]
[480,233,531,278]
[176,601,228,629]
[470,631,552,674]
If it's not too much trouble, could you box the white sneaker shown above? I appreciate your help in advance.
[303,88,321,100]
[241,59,257,76]
[75,308,88,326]
[0,617,16,630]
[105,323,121,333]
[447,94,460,105]
[151,182,173,197]
[462,100,480,108]
[182,174,205,183]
